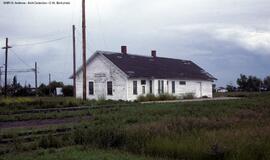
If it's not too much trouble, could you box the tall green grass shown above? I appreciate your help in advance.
[1,146,157,160]
[1,93,270,160]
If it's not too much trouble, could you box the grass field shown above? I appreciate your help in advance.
[1,146,158,160]
[1,92,270,160]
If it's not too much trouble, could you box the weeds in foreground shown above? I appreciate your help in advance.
[1,93,270,160]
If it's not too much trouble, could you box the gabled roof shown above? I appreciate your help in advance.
[72,51,217,81]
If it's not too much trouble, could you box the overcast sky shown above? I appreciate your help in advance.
[0,0,270,87]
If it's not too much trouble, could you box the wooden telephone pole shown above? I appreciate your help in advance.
[2,38,12,97]
[49,73,51,84]
[35,62,38,96]
[72,25,77,98]
[0,66,2,90]
[82,0,87,100]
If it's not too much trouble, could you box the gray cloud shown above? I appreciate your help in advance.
[1,0,270,87]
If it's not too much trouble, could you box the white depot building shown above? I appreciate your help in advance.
[72,46,216,101]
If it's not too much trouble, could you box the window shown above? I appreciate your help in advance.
[133,81,138,95]
[158,80,164,94]
[142,86,146,94]
[149,80,153,94]
[172,81,175,93]
[107,81,113,95]
[180,81,186,85]
[89,81,94,95]
[141,80,146,85]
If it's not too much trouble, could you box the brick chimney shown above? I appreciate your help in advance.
[121,46,127,54]
[151,50,157,58]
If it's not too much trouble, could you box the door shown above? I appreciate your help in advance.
[94,75,107,99]
[95,81,106,99]
[197,82,202,98]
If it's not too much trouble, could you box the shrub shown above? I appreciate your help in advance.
[182,93,195,99]
[62,85,73,97]
[158,94,177,101]
[137,94,176,102]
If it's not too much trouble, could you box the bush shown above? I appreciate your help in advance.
[62,85,73,97]
[182,93,195,99]
[158,94,177,101]
[137,94,157,102]
[137,94,176,102]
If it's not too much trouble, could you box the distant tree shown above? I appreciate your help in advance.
[237,74,248,91]
[62,85,73,97]
[48,81,64,96]
[12,76,17,87]
[264,76,270,91]
[1,76,36,96]
[15,85,35,97]
[237,74,262,92]
[247,76,262,92]
[38,83,50,96]
[226,84,237,92]
[11,76,23,96]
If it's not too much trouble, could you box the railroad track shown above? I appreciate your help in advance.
[0,103,134,116]
[0,128,72,144]
[0,115,92,129]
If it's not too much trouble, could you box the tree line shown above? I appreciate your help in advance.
[225,74,270,92]
[0,76,73,97]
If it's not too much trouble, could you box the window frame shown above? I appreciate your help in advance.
[133,81,138,95]
[180,81,186,85]
[172,81,175,94]
[107,81,113,96]
[142,86,146,94]
[158,80,164,94]
[88,81,94,95]
[141,80,146,85]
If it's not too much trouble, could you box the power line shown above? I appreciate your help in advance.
[76,30,95,53]
[7,69,35,73]
[9,49,33,68]
[12,36,71,47]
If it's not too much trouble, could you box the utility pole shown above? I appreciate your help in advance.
[2,38,12,97]
[82,0,87,100]
[0,66,2,91]
[48,73,52,96]
[35,62,38,96]
[0,66,3,95]
[72,25,77,98]
[49,73,51,84]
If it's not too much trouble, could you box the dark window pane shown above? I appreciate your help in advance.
[149,80,153,94]
[133,81,137,95]
[172,81,175,93]
[158,80,164,94]
[161,80,164,93]
[141,80,146,85]
[107,81,113,95]
[180,81,186,85]
[89,82,94,95]
[158,80,160,94]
